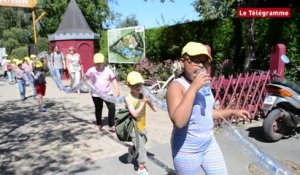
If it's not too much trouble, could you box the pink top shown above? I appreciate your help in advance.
[22,63,32,73]
[85,66,116,97]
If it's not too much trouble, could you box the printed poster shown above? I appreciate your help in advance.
[108,26,145,64]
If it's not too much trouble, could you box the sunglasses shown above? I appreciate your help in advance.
[187,56,210,66]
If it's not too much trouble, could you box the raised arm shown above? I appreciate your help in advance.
[166,81,196,129]
[146,100,157,112]
[125,96,146,118]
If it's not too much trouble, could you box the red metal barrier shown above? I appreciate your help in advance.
[211,44,286,122]
[212,70,272,119]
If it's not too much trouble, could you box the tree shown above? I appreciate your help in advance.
[192,0,257,71]
[0,27,31,54]
[192,0,239,20]
[116,15,139,28]
[0,8,33,57]
[37,0,113,35]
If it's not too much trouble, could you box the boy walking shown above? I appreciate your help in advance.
[124,71,156,175]
[32,61,47,112]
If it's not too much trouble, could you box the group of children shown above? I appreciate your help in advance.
[2,54,47,112]
[2,42,252,175]
[87,43,251,175]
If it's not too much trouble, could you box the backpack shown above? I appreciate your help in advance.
[34,71,46,85]
[115,100,141,142]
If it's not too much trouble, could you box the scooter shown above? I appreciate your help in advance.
[262,55,300,141]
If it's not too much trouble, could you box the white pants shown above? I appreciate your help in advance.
[70,71,81,87]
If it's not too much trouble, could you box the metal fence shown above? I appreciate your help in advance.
[212,70,276,121]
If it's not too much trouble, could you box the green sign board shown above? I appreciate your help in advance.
[108,26,145,64]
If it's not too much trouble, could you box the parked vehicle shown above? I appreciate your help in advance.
[262,55,300,141]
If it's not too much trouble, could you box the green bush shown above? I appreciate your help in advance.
[11,46,27,60]
[36,37,50,53]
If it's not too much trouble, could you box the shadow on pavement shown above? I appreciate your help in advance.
[246,126,268,142]
[247,125,300,143]
[0,99,99,175]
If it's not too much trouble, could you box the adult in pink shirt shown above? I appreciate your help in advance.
[85,53,120,132]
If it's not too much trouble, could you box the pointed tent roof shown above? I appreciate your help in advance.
[48,0,100,41]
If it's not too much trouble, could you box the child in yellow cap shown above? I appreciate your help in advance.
[32,61,47,112]
[125,71,156,175]
[166,42,251,175]
[85,53,120,131]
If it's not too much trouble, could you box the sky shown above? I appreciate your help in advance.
[109,0,199,29]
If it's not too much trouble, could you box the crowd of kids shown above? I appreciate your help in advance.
[0,43,253,175]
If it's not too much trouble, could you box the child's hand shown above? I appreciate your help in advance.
[143,96,148,103]
[234,109,252,122]
[191,72,211,90]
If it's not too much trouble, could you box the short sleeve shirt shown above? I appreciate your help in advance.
[66,53,81,72]
[85,66,116,97]
[51,52,64,69]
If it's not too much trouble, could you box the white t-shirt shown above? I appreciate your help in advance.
[66,53,81,73]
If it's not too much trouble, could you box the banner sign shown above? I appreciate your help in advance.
[108,26,145,64]
[0,0,37,8]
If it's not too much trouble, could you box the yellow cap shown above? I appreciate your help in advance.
[35,61,43,68]
[127,71,144,85]
[30,54,36,59]
[24,56,30,61]
[93,53,105,64]
[181,42,212,61]
[13,59,19,63]
[16,60,22,65]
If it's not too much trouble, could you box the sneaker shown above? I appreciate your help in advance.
[96,125,102,131]
[39,107,46,112]
[137,166,149,175]
[109,126,116,132]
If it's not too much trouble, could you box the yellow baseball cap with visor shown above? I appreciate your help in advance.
[93,53,105,64]
[35,61,43,68]
[16,60,22,65]
[24,56,30,61]
[30,54,36,59]
[127,71,144,85]
[181,42,212,61]
[13,59,19,63]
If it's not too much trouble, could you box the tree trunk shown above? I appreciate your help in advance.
[244,18,255,71]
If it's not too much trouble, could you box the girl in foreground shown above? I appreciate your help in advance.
[166,42,251,175]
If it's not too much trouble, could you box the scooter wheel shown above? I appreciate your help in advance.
[263,109,285,142]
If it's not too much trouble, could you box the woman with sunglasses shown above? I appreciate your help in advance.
[166,42,251,175]
[66,46,83,94]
